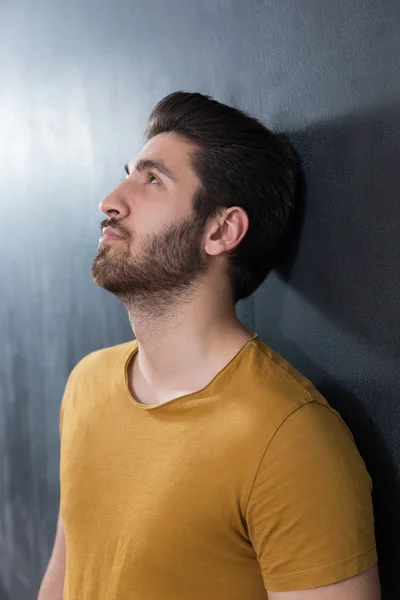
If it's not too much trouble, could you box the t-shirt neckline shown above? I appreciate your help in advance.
[123,331,259,410]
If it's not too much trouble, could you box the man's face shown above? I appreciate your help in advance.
[92,132,210,301]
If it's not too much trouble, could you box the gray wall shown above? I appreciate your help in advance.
[1,1,399,598]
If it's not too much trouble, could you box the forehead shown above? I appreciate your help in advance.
[130,132,198,179]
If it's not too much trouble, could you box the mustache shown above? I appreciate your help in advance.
[100,217,131,238]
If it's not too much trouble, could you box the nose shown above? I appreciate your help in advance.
[99,181,130,219]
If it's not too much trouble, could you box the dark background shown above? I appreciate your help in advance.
[0,1,399,598]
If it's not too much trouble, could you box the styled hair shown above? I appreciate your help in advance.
[145,91,298,303]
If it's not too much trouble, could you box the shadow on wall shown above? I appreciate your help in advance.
[283,103,400,356]
[267,103,400,599]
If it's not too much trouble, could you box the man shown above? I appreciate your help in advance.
[38,91,380,599]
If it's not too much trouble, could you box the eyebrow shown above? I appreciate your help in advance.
[125,158,176,182]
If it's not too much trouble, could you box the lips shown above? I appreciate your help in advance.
[100,226,126,242]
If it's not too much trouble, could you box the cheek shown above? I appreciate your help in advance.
[142,206,184,234]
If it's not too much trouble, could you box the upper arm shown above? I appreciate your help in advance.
[50,508,66,565]
[266,564,381,599]
[37,509,66,599]
[246,401,378,592]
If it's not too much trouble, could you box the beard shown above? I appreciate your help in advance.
[91,210,210,304]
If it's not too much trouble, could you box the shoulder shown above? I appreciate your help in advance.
[245,343,376,593]
[243,337,347,437]
[66,340,137,387]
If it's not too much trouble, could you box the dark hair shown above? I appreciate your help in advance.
[145,91,298,303]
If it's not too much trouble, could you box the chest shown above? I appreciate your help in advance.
[59,397,254,549]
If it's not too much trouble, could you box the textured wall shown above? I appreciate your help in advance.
[0,1,399,598]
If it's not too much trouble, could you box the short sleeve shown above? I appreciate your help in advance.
[59,376,71,440]
[245,401,378,592]
[59,397,65,439]
[59,367,76,440]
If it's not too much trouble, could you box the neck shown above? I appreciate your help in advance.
[124,284,253,397]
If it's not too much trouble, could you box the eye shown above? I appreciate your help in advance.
[146,172,159,184]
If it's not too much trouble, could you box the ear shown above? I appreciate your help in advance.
[204,207,249,257]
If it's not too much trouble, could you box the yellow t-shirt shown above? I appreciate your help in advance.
[59,332,377,599]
